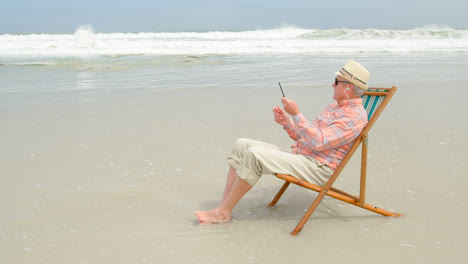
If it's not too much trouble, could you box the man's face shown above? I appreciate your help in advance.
[332,76,352,102]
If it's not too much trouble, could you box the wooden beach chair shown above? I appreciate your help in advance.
[269,86,401,235]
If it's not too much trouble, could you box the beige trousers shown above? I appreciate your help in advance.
[227,138,333,186]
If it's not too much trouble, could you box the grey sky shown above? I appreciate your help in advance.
[1,0,466,34]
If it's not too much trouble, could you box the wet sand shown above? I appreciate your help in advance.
[1,54,467,263]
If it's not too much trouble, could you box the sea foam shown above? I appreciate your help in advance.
[0,25,467,56]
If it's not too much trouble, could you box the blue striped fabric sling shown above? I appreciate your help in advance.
[362,90,385,120]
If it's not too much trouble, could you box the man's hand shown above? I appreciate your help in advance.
[281,97,300,116]
[273,106,290,127]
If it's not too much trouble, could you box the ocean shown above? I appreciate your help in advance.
[1,25,468,57]
[1,26,467,263]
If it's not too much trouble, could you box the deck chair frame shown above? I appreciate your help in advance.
[269,86,401,235]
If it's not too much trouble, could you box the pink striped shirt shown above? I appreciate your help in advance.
[284,98,368,170]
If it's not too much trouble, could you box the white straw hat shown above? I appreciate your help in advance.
[335,60,370,90]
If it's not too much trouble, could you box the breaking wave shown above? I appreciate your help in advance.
[1,25,467,56]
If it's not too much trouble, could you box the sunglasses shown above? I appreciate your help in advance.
[335,78,352,86]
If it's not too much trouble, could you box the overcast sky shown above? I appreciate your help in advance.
[1,0,466,34]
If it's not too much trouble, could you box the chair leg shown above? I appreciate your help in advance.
[275,173,401,235]
[269,181,290,207]
[359,134,368,206]
[291,189,328,235]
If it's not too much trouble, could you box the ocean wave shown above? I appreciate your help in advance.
[1,25,467,56]
[298,26,468,40]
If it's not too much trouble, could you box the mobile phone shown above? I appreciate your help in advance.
[278,82,285,97]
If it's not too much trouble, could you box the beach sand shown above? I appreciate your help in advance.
[1,53,467,263]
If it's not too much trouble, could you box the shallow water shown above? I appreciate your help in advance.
[1,53,467,263]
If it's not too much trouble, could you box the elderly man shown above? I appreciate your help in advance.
[195,60,370,224]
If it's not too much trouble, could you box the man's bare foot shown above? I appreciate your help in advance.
[195,209,231,225]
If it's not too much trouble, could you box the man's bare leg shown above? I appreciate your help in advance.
[195,173,252,224]
[222,166,238,202]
